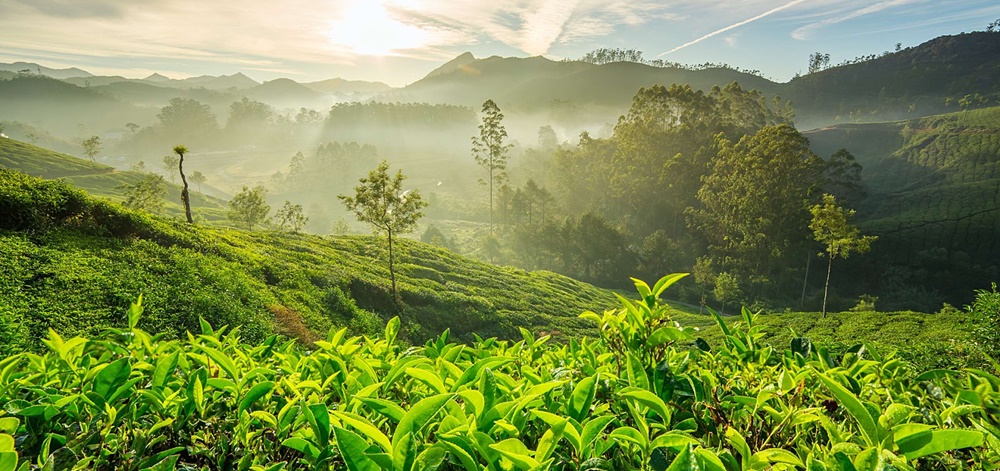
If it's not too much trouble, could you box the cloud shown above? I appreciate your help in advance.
[658,0,810,56]
[791,0,927,40]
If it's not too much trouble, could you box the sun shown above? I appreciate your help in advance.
[327,1,430,56]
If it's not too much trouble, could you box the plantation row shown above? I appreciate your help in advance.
[1,274,997,470]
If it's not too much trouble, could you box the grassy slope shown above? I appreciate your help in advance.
[805,106,1000,266]
[0,168,620,353]
[0,137,229,223]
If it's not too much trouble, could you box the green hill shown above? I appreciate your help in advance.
[0,75,151,136]
[788,32,1000,128]
[805,106,1000,307]
[0,137,229,222]
[0,169,619,353]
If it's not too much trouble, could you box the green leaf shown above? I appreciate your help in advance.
[536,419,567,462]
[152,352,179,390]
[0,419,18,435]
[0,451,16,471]
[897,429,984,460]
[708,307,731,338]
[333,426,380,471]
[609,427,647,449]
[93,358,131,400]
[752,448,803,467]
[570,374,598,422]
[392,394,454,453]
[282,438,319,461]
[816,372,879,445]
[357,397,405,423]
[405,367,447,394]
[650,433,698,452]
[127,295,143,330]
[666,444,696,471]
[198,346,239,381]
[306,403,331,448]
[647,326,693,347]
[489,438,539,470]
[652,273,688,298]
[238,381,275,415]
[620,387,671,424]
[392,432,417,471]
[581,416,615,451]
[335,412,392,452]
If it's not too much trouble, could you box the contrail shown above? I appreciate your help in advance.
[658,0,809,57]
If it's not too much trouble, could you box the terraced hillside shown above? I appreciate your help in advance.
[0,169,619,353]
[0,137,228,222]
[805,106,1000,305]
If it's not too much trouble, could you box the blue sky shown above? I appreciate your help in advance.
[0,0,997,86]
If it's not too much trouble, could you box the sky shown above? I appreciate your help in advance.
[0,0,997,87]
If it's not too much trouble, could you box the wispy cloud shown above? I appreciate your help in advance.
[658,0,809,56]
[791,0,927,40]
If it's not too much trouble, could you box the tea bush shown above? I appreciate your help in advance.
[1,275,997,470]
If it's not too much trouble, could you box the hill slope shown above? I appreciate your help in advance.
[0,138,228,221]
[0,169,618,353]
[805,106,1000,307]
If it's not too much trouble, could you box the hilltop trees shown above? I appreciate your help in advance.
[274,201,308,233]
[808,52,831,74]
[472,99,512,233]
[82,136,101,162]
[339,161,427,303]
[810,194,877,316]
[228,185,270,230]
[173,145,193,224]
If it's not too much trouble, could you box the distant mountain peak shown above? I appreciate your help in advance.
[143,73,171,82]
[423,52,477,80]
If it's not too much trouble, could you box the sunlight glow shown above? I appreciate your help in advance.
[327,0,432,56]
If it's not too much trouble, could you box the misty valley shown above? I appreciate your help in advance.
[1,20,1000,471]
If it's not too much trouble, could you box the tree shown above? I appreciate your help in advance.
[189,171,207,193]
[537,125,558,150]
[472,99,512,234]
[274,201,308,233]
[173,145,194,224]
[339,161,427,303]
[25,133,38,144]
[157,98,218,146]
[228,185,271,230]
[162,155,179,182]
[822,148,865,207]
[809,194,877,316]
[119,173,166,213]
[82,136,101,162]
[125,122,140,134]
[808,52,830,74]
[713,272,742,315]
[988,18,1000,32]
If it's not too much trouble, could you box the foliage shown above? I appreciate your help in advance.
[807,52,831,74]
[810,194,877,316]
[119,173,166,214]
[968,283,1000,362]
[339,161,427,302]
[173,145,193,224]
[189,170,207,192]
[162,154,179,182]
[275,201,309,233]
[228,185,271,230]
[81,135,101,162]
[1,275,997,470]
[472,99,512,232]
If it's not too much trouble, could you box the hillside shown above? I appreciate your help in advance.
[805,106,1000,307]
[788,32,1000,128]
[0,169,619,353]
[0,138,229,222]
[0,75,151,136]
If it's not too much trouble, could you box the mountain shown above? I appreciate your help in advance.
[394,53,779,115]
[0,75,151,136]
[0,61,93,79]
[303,77,393,94]
[804,105,1000,307]
[247,78,324,108]
[788,32,1000,129]
[175,72,260,90]
[143,72,172,83]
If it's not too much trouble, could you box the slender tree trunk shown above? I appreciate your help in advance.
[800,252,811,308]
[489,161,494,235]
[822,255,833,317]
[388,227,398,307]
[178,154,193,224]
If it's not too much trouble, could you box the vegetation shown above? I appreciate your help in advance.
[275,201,309,233]
[81,135,101,162]
[0,275,997,470]
[472,99,512,233]
[173,145,193,224]
[120,172,167,213]
[228,185,271,230]
[339,161,427,303]
[0,169,619,354]
[809,195,877,316]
